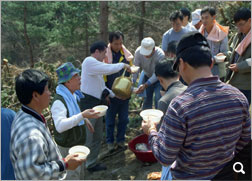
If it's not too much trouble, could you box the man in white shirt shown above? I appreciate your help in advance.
[51,62,100,180]
[80,41,130,173]
[180,7,197,32]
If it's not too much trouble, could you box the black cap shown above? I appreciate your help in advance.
[173,31,210,71]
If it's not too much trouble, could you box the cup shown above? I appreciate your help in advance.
[246,58,251,66]
[214,55,226,63]
[68,145,90,159]
[92,105,108,117]
[140,109,164,124]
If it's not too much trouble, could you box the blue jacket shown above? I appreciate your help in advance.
[1,108,16,180]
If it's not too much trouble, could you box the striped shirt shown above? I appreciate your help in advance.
[10,105,66,180]
[149,76,251,180]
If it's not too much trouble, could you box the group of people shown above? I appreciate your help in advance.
[142,6,251,180]
[1,6,251,180]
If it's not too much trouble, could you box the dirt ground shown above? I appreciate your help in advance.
[84,126,162,180]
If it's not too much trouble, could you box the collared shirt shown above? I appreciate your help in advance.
[204,29,228,56]
[81,56,125,99]
[149,76,251,180]
[204,30,228,78]
[10,105,66,180]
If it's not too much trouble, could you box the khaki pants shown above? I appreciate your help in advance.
[58,145,85,180]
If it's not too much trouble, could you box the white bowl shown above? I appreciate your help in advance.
[246,58,251,66]
[140,109,164,124]
[130,65,140,73]
[214,55,226,63]
[92,105,108,117]
[68,145,90,159]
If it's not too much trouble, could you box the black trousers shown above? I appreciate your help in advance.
[212,141,251,181]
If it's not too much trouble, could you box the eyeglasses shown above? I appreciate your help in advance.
[235,20,249,28]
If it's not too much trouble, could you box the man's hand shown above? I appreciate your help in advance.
[216,52,225,57]
[85,118,94,133]
[229,63,239,72]
[124,64,132,73]
[141,119,157,135]
[82,109,100,119]
[135,84,147,94]
[64,154,85,170]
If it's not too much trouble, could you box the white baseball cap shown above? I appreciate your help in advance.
[140,37,155,56]
[192,9,201,26]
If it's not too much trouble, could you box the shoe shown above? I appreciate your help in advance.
[116,142,127,151]
[87,163,107,172]
[107,143,115,152]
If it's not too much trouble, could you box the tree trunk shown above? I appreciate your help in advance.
[138,1,145,44]
[99,1,108,42]
[84,3,89,57]
[23,2,34,68]
[85,17,89,57]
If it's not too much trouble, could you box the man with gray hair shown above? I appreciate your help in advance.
[51,62,100,179]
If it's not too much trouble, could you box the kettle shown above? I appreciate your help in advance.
[112,68,132,99]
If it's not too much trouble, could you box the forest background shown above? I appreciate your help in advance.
[1,0,250,111]
[1,1,251,179]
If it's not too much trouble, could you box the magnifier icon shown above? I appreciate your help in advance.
[233,162,245,174]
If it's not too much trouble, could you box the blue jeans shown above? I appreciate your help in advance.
[137,71,147,98]
[105,98,129,144]
[142,76,162,110]
[161,165,173,180]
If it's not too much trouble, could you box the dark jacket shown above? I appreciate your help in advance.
[52,94,86,147]
[225,32,251,90]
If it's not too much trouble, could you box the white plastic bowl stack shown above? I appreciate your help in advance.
[92,105,108,117]
[69,145,90,159]
[140,109,164,124]
[214,55,226,63]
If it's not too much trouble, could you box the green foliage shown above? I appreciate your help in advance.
[1,1,250,112]
[217,1,251,38]
[1,61,60,111]
[2,1,250,66]
[1,1,100,66]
